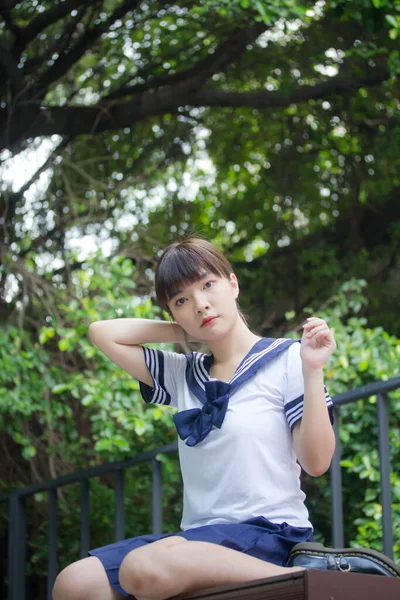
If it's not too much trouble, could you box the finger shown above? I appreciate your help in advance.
[303,318,327,330]
[313,329,334,343]
[305,325,331,338]
[303,322,329,335]
[312,331,336,347]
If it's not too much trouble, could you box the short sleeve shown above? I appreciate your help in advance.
[139,347,186,408]
[283,342,334,431]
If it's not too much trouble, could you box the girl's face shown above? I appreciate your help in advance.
[167,272,240,340]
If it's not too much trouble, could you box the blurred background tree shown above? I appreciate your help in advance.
[1,0,399,597]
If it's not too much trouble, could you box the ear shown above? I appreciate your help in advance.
[229,273,239,299]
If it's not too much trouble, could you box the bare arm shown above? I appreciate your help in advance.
[292,317,336,477]
[292,366,335,477]
[89,319,188,385]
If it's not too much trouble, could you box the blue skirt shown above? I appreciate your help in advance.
[89,516,314,597]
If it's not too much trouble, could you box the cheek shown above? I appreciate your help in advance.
[169,307,189,326]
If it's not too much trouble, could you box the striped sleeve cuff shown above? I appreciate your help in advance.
[139,347,172,405]
[284,386,334,431]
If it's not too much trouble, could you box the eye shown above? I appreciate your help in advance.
[175,297,186,307]
[204,280,214,289]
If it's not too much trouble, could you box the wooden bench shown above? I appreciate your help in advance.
[180,569,400,599]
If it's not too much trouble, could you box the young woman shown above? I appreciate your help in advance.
[53,236,337,600]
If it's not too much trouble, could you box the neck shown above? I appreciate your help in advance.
[207,317,261,366]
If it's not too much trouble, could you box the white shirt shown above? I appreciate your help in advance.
[140,338,333,531]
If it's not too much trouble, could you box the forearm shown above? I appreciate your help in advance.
[295,367,335,476]
[89,318,192,346]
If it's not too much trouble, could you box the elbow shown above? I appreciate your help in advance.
[301,440,336,478]
[305,461,331,477]
[88,321,98,342]
[88,321,104,344]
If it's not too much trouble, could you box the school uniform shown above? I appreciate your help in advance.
[89,338,334,597]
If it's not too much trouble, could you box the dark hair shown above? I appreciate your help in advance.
[155,237,235,313]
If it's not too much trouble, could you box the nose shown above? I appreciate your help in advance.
[197,305,210,314]
[193,291,210,313]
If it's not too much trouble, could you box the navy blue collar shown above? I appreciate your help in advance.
[173,337,298,446]
[185,337,298,406]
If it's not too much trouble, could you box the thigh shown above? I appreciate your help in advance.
[120,536,187,574]
[125,535,187,560]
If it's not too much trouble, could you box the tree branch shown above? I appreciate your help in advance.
[172,21,268,92]
[0,40,25,93]
[191,69,391,108]
[22,4,89,77]
[0,0,20,11]
[0,4,22,38]
[15,0,92,51]
[0,64,390,149]
[34,0,141,92]
[105,21,268,100]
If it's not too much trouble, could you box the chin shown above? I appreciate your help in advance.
[204,328,233,342]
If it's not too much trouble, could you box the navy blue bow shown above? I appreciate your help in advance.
[173,380,230,447]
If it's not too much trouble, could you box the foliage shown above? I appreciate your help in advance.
[0,254,177,482]
[1,0,400,336]
[1,266,399,593]
[0,0,400,595]
[0,254,184,593]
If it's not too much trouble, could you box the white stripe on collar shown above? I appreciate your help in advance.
[231,338,290,384]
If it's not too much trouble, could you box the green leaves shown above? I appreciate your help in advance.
[52,383,71,395]
[385,14,398,26]
[385,13,400,37]
[1,0,400,578]
[39,327,56,344]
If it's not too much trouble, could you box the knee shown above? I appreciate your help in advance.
[52,560,94,600]
[119,554,166,598]
[119,537,188,599]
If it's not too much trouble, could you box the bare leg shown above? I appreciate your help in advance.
[119,536,304,600]
[53,556,125,600]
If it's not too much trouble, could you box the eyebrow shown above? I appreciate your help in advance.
[168,272,211,301]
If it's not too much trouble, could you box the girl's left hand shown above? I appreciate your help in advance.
[300,317,337,370]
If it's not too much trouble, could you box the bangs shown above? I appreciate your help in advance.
[155,243,230,310]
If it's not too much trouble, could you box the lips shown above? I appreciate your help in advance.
[202,316,217,327]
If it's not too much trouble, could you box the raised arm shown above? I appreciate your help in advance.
[89,319,186,385]
[292,317,336,477]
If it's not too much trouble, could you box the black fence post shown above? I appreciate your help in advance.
[47,488,58,600]
[115,470,125,542]
[330,407,344,547]
[152,458,162,535]
[9,494,26,600]
[80,479,90,558]
[377,392,394,558]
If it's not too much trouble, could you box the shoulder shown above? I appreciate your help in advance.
[243,337,299,382]
[254,338,301,379]
[257,337,300,364]
[281,339,302,371]
[286,339,301,357]
[143,346,188,372]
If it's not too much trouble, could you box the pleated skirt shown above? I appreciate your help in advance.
[89,516,314,597]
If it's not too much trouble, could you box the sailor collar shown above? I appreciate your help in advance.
[173,337,298,447]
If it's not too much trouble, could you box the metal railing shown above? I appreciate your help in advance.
[329,377,400,555]
[1,375,400,600]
